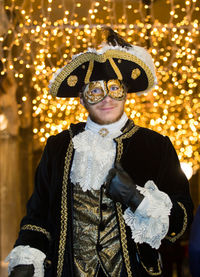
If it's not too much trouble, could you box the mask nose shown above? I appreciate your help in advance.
[101,94,113,103]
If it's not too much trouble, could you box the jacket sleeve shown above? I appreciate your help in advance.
[156,136,193,242]
[14,136,54,255]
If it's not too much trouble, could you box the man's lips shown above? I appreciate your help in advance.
[99,106,116,111]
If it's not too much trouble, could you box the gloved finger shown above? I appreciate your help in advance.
[9,264,34,277]
[106,168,116,183]
[115,163,133,180]
[105,168,116,196]
[115,162,124,172]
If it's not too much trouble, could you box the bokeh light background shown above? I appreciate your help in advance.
[1,0,200,173]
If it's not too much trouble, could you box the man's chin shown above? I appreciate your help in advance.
[90,114,124,125]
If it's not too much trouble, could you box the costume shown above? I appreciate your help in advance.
[6,28,193,277]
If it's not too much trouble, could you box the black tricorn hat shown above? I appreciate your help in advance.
[49,28,157,98]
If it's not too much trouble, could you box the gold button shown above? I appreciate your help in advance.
[67,75,78,87]
[149,267,154,272]
[44,259,52,269]
[131,68,141,80]
[171,232,176,236]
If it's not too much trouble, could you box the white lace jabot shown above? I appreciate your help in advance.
[85,112,128,138]
[70,113,128,191]
[70,113,172,249]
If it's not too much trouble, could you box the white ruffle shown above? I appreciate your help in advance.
[5,245,46,277]
[123,180,172,249]
[70,130,116,191]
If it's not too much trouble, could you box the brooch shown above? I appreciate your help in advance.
[98,128,109,137]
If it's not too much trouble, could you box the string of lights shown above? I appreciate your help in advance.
[0,0,200,175]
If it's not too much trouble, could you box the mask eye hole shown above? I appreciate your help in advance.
[91,87,104,95]
[109,85,120,91]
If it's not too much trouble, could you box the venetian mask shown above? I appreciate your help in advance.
[83,79,126,104]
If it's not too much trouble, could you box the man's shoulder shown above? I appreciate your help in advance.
[133,125,169,147]
[137,126,165,139]
[44,131,70,153]
[47,122,86,144]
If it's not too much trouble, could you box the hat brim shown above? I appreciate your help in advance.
[49,48,156,98]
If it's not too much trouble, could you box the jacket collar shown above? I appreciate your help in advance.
[69,118,135,139]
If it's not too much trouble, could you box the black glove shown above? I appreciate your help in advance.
[105,163,144,212]
[9,264,34,277]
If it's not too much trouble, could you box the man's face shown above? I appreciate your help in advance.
[80,80,126,125]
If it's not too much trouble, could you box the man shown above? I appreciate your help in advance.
[6,28,193,277]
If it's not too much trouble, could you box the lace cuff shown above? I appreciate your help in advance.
[5,245,46,276]
[123,180,172,249]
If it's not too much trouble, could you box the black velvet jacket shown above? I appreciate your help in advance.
[15,121,193,277]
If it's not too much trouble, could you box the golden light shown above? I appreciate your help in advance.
[181,162,193,180]
[1,0,200,174]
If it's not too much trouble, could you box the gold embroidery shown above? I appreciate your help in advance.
[68,127,73,139]
[165,201,188,242]
[114,124,140,277]
[21,224,51,241]
[131,68,141,80]
[67,75,78,87]
[56,139,74,277]
[116,203,132,277]
[96,256,110,277]
[73,185,122,277]
[57,123,139,276]
[108,58,123,80]
[136,244,162,276]
[84,59,94,84]
[115,125,140,162]
[50,50,155,97]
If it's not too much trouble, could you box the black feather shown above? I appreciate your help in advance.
[103,27,132,48]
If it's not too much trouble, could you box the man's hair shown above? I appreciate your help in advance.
[78,84,86,99]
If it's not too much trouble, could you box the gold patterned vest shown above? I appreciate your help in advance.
[73,184,123,277]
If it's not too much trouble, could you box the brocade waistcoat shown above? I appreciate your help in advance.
[73,184,123,276]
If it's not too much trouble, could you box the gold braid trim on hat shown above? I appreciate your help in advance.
[50,49,155,97]
[108,57,123,80]
[84,59,94,84]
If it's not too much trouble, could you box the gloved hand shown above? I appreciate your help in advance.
[9,264,34,277]
[105,163,144,212]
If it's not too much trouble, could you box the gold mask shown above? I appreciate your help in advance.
[83,80,126,104]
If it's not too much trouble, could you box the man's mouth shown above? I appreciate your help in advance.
[100,106,115,111]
